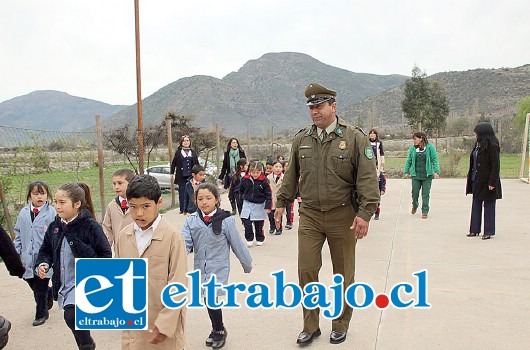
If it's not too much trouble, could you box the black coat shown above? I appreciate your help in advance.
[466,144,502,200]
[0,224,24,278]
[219,149,246,182]
[170,148,199,182]
[240,173,272,209]
[35,209,112,300]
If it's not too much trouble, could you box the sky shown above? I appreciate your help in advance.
[1,0,529,106]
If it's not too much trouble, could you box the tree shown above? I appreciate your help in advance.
[514,96,530,126]
[165,113,217,154]
[401,65,449,134]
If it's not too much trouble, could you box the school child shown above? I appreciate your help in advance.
[13,181,56,326]
[228,158,248,216]
[240,161,272,246]
[1,223,25,350]
[265,158,274,176]
[114,175,187,349]
[181,182,252,349]
[267,160,285,235]
[36,183,112,350]
[102,169,135,248]
[374,172,387,220]
[282,162,294,230]
[183,164,206,215]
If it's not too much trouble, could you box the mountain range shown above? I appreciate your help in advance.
[1,52,529,135]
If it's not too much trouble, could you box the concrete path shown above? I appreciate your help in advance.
[1,179,529,349]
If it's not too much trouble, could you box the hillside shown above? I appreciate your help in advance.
[0,91,125,131]
[107,52,407,133]
[342,65,530,128]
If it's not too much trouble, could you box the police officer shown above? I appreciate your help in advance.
[275,83,380,346]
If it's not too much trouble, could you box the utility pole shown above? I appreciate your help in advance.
[134,0,144,174]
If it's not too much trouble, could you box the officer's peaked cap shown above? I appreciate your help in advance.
[305,83,337,106]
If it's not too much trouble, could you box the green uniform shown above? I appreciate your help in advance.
[276,117,380,333]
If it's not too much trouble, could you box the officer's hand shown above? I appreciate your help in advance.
[274,208,285,226]
[350,216,369,239]
[148,325,167,344]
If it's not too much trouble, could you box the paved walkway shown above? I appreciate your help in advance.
[1,179,529,349]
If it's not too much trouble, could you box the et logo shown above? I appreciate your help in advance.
[75,258,147,330]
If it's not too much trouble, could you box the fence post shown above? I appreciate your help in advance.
[519,114,529,180]
[0,185,14,239]
[216,122,220,179]
[96,115,106,221]
[166,115,176,207]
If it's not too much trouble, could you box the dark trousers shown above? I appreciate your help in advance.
[470,197,496,235]
[243,219,264,242]
[25,277,52,319]
[285,202,294,224]
[64,305,94,348]
[268,209,281,231]
[177,175,191,212]
[207,307,224,331]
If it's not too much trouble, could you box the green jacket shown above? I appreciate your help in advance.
[276,118,380,222]
[403,143,440,177]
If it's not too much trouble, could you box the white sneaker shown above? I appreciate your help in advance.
[256,241,264,246]
[246,241,253,247]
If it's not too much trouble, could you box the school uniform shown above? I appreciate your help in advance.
[115,215,187,350]
[267,172,284,233]
[36,208,111,349]
[183,178,203,214]
[102,196,133,248]
[240,174,272,243]
[228,171,245,215]
[171,148,199,213]
[14,202,56,320]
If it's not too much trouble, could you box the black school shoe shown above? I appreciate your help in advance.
[275,230,283,235]
[32,314,49,326]
[211,329,227,349]
[269,228,276,235]
[206,329,215,347]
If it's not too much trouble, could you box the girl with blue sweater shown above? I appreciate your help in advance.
[36,183,112,350]
[404,132,440,218]
[181,182,252,349]
[14,181,56,327]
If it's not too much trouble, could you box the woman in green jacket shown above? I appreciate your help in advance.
[404,132,440,218]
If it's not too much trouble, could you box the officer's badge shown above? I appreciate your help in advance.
[336,128,343,135]
[339,141,347,150]
[365,147,374,160]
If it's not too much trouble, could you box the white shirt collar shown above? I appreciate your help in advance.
[201,208,217,218]
[133,214,161,255]
[61,213,78,225]
[133,214,161,233]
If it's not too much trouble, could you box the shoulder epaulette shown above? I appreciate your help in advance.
[355,126,367,136]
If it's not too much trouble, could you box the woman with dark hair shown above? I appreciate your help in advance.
[171,135,199,214]
[404,131,440,219]
[466,122,502,240]
[368,129,385,174]
[219,138,246,213]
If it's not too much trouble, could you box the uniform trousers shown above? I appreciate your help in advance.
[298,204,357,333]
[64,305,94,348]
[285,202,294,225]
[411,178,433,214]
[470,197,496,236]
[242,219,264,242]
[177,175,191,213]
[25,277,52,319]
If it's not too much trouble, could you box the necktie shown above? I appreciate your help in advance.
[121,200,128,209]
[321,130,327,141]
[32,208,39,214]
[204,215,211,222]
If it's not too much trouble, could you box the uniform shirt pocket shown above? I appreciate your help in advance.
[330,149,352,179]
[298,147,313,172]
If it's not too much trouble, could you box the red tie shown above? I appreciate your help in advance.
[121,200,128,209]
[32,208,39,214]
[204,215,211,222]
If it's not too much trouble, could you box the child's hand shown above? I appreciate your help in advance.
[380,191,385,196]
[148,325,167,344]
[265,209,271,214]
[37,264,49,279]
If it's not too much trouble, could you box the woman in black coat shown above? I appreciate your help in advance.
[218,138,246,214]
[466,122,502,240]
[171,135,199,214]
